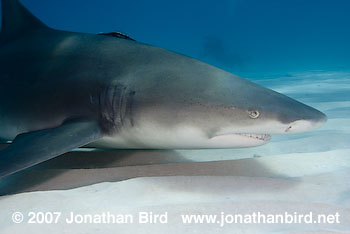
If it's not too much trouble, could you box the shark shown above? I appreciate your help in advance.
[0,0,327,178]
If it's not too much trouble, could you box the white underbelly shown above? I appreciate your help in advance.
[89,126,269,149]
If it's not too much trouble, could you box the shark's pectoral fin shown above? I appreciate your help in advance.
[0,119,103,179]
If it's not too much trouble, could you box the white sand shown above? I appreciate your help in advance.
[0,71,349,233]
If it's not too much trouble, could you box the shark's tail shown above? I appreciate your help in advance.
[0,0,48,43]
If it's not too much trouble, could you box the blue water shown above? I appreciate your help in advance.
[1,4,350,232]
[3,0,350,76]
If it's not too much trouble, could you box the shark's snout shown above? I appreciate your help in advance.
[285,110,327,133]
[259,88,328,134]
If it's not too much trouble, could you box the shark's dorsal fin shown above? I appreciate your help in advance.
[0,0,48,43]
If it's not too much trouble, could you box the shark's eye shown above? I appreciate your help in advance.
[248,110,260,119]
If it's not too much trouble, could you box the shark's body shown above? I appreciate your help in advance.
[0,0,326,178]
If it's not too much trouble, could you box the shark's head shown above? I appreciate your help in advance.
[102,43,327,149]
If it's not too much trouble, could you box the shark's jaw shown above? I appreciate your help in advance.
[235,133,271,141]
[208,132,272,148]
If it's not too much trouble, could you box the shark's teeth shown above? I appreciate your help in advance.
[236,133,271,141]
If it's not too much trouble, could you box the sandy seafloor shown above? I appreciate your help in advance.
[0,71,349,233]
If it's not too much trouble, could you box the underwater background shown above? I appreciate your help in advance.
[5,0,350,76]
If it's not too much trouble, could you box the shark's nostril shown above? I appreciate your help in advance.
[285,117,326,133]
[285,125,292,132]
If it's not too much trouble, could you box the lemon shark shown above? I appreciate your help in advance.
[0,0,326,178]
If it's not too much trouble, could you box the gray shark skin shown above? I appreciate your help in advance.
[0,0,326,178]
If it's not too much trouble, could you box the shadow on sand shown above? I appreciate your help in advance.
[0,144,294,195]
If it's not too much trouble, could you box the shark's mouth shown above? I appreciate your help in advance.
[208,132,271,147]
[233,133,271,141]
[211,132,271,142]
